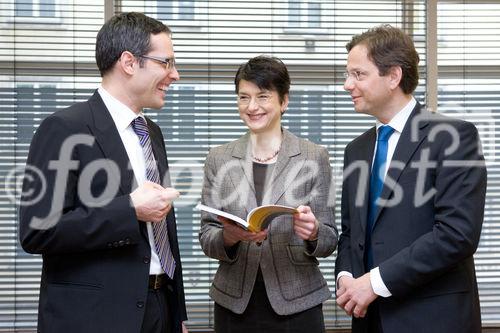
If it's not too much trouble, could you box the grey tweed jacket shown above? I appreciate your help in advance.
[199,128,338,315]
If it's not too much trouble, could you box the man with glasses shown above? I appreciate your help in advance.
[335,24,486,333]
[19,12,188,333]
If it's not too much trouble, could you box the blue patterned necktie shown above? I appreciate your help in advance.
[132,117,176,278]
[365,125,395,270]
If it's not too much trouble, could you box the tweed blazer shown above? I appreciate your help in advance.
[199,128,338,315]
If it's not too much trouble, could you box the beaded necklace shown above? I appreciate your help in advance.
[252,142,281,163]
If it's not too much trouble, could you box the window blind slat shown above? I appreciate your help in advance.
[438,2,500,324]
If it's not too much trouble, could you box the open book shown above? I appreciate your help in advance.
[196,203,298,232]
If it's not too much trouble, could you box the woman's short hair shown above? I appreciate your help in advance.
[234,55,290,103]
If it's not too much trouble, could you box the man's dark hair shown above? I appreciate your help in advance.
[234,55,290,103]
[346,24,420,94]
[95,12,171,77]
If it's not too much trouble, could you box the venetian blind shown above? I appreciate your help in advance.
[436,0,500,325]
[0,0,105,331]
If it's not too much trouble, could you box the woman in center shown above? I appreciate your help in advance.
[199,55,337,332]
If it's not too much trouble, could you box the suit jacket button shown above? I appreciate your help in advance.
[143,256,150,264]
[136,301,144,308]
[118,240,125,247]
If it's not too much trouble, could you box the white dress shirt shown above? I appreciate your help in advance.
[98,86,164,275]
[338,97,417,297]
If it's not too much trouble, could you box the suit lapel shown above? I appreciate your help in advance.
[87,91,135,195]
[355,128,377,235]
[230,133,257,214]
[145,118,181,260]
[262,129,302,206]
[372,102,430,225]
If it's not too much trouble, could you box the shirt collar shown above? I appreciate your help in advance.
[98,86,144,132]
[375,97,416,134]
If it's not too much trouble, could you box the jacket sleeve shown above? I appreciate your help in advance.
[19,114,142,255]
[305,146,338,258]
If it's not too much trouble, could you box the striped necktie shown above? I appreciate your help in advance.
[131,116,176,279]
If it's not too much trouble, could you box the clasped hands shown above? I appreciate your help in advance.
[130,181,180,223]
[220,205,319,247]
[336,273,378,318]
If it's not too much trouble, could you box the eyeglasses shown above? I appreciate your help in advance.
[138,55,176,70]
[237,94,272,106]
[343,70,368,81]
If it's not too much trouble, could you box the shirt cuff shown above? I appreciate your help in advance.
[370,267,392,297]
[336,271,353,285]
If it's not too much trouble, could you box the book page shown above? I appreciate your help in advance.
[247,205,297,232]
[196,203,249,229]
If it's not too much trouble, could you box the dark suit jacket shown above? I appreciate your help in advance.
[335,102,486,333]
[19,91,187,333]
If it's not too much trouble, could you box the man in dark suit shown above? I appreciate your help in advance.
[19,12,187,333]
[335,24,487,333]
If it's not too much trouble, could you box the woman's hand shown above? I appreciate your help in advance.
[293,205,319,241]
[219,216,268,247]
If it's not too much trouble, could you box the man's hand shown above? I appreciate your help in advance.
[336,273,378,318]
[130,181,180,222]
[182,321,188,333]
[293,205,319,241]
[219,217,268,247]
